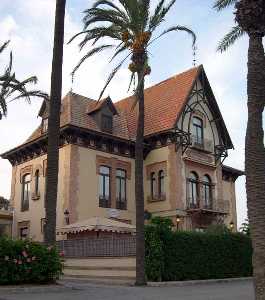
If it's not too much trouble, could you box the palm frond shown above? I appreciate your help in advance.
[98,53,131,100]
[149,0,176,32]
[93,0,127,18]
[109,44,128,62]
[72,44,114,76]
[150,25,196,47]
[0,41,10,54]
[213,0,237,11]
[217,25,244,52]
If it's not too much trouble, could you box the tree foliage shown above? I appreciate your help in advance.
[0,41,48,120]
[69,0,196,99]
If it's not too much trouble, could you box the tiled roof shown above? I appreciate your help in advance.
[115,66,199,138]
[24,66,200,144]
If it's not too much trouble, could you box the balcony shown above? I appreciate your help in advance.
[99,197,111,208]
[116,199,127,210]
[186,197,214,211]
[191,135,213,153]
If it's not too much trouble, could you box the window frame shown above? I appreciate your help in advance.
[192,116,204,145]
[188,172,199,208]
[99,165,111,208]
[21,173,31,211]
[202,175,212,209]
[116,169,127,210]
[101,114,113,133]
[34,169,40,197]
[150,172,156,200]
[158,170,165,199]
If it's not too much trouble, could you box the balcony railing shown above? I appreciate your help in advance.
[191,135,213,153]
[186,197,213,210]
[99,197,111,208]
[116,199,127,210]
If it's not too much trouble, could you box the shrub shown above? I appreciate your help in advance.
[145,225,252,281]
[0,237,63,285]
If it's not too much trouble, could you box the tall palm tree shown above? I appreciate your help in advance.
[0,40,47,120]
[214,1,265,299]
[44,0,66,244]
[70,0,195,285]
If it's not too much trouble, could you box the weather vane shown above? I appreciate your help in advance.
[192,44,198,67]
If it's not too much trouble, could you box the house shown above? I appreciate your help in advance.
[1,65,243,241]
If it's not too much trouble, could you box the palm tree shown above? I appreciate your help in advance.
[0,40,48,120]
[44,0,66,244]
[70,0,195,285]
[214,1,265,299]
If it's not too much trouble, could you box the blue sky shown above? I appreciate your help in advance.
[0,0,251,226]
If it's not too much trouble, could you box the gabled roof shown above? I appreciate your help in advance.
[115,66,200,138]
[2,65,233,156]
[87,96,118,115]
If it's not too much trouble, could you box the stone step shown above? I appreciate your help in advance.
[64,265,135,271]
[63,268,136,279]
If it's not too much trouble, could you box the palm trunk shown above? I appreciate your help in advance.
[135,69,146,286]
[44,0,66,244]
[245,34,265,300]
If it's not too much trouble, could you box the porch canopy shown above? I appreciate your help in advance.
[58,216,136,235]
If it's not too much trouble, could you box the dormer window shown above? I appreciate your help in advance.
[101,114,113,133]
[42,118,48,133]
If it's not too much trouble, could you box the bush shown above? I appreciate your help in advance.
[145,224,252,281]
[0,237,63,285]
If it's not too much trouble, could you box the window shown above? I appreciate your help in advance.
[42,118,48,133]
[151,172,156,199]
[193,116,203,145]
[116,169,126,210]
[202,175,212,209]
[21,174,31,211]
[19,227,29,240]
[101,114,113,133]
[188,172,199,208]
[158,170,165,198]
[99,166,111,208]
[34,170,40,197]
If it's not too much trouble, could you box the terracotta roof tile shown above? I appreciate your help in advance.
[25,66,200,144]
[115,66,200,138]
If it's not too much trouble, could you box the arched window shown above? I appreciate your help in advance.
[21,174,31,211]
[35,170,40,196]
[193,116,203,145]
[158,170,165,198]
[202,175,212,209]
[188,172,199,208]
[116,169,126,210]
[151,172,156,199]
[99,166,110,208]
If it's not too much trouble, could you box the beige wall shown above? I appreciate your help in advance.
[222,178,238,230]
[74,146,135,225]
[11,145,71,241]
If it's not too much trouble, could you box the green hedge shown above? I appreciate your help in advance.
[145,224,252,281]
[0,237,63,285]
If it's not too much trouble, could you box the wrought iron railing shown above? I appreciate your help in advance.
[186,197,214,210]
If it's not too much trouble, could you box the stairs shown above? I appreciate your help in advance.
[63,257,136,281]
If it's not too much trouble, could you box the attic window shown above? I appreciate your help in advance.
[42,118,48,133]
[101,114,113,133]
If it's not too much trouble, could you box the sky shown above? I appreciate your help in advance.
[0,0,253,227]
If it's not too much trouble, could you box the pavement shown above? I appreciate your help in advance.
[0,278,254,300]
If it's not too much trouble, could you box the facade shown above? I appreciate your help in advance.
[1,65,243,241]
[0,198,13,237]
